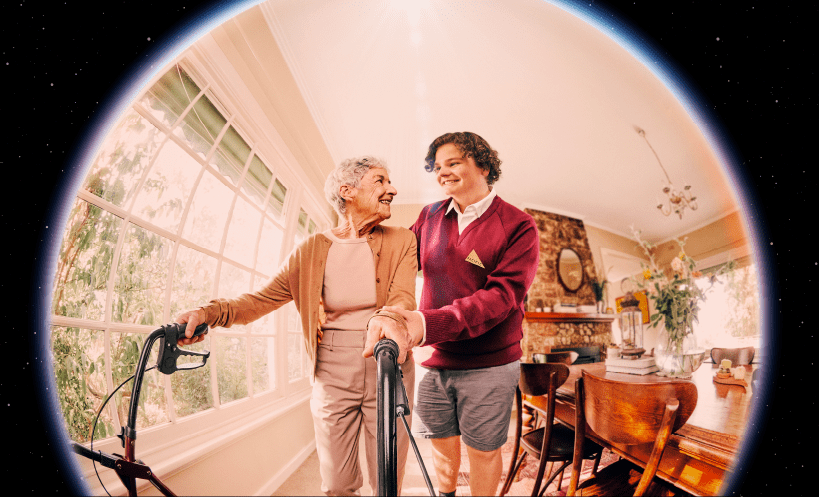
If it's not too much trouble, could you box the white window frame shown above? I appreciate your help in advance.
[53,48,332,492]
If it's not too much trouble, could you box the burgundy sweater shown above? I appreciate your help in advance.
[411,195,540,369]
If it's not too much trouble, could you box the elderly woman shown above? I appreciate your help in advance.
[175,156,418,496]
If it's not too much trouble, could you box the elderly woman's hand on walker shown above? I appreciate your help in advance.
[175,308,209,346]
[363,306,424,364]
[363,310,412,364]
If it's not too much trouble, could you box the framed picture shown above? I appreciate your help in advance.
[615,290,650,324]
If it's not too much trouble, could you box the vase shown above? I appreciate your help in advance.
[654,327,706,378]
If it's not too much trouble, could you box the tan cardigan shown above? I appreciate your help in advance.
[201,225,417,380]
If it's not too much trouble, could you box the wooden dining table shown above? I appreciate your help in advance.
[524,361,758,496]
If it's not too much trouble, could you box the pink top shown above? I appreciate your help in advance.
[321,229,377,332]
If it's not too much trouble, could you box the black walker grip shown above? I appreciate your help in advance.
[374,338,400,361]
[374,339,411,415]
[156,322,210,375]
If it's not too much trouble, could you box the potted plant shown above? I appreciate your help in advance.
[588,265,611,313]
[631,228,734,377]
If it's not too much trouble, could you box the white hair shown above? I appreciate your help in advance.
[324,156,390,215]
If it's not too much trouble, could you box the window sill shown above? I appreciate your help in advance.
[73,386,311,494]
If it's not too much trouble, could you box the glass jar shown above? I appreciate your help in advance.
[654,327,706,377]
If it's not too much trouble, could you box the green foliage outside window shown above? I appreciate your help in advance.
[50,63,301,445]
[52,200,121,320]
[216,336,249,404]
[170,339,214,417]
[724,265,760,339]
[51,327,111,442]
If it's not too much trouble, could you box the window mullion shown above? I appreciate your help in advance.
[103,327,123,438]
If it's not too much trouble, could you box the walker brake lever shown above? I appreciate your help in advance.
[156,322,210,374]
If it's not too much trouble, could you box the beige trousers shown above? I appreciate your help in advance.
[310,328,416,496]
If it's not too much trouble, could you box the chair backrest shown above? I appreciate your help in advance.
[710,347,755,365]
[532,351,579,365]
[580,371,698,445]
[503,362,570,497]
[570,371,698,496]
[520,362,570,396]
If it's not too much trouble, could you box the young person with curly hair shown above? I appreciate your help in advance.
[384,132,540,496]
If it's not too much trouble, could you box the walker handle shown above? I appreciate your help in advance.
[156,322,210,375]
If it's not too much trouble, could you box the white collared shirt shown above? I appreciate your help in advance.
[445,188,497,234]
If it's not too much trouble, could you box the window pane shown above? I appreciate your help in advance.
[210,125,251,187]
[303,340,312,378]
[170,337,213,417]
[223,195,262,268]
[51,327,111,442]
[170,245,217,319]
[112,224,172,326]
[294,209,308,247]
[286,302,304,382]
[256,218,283,275]
[52,198,122,320]
[241,154,272,208]
[251,337,276,394]
[287,333,302,383]
[139,65,203,128]
[219,258,252,298]
[181,170,233,253]
[131,140,202,233]
[297,209,308,233]
[695,265,761,350]
[173,93,227,159]
[308,220,316,235]
[215,336,248,404]
[84,110,165,208]
[267,178,287,220]
[723,265,761,341]
[110,332,169,431]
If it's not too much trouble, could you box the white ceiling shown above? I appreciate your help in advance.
[253,0,740,242]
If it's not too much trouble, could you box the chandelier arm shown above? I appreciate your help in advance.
[637,126,695,219]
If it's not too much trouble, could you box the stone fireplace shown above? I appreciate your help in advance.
[521,208,614,361]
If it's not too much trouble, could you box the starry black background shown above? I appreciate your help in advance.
[3,0,814,494]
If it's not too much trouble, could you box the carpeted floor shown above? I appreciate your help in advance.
[453,437,619,496]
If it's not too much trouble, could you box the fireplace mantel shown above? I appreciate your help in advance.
[524,312,616,324]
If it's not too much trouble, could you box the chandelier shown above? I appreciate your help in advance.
[635,127,698,219]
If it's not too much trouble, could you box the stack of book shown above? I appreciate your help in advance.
[605,356,659,375]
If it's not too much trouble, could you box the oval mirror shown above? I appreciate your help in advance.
[558,248,583,292]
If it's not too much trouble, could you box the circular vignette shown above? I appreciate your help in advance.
[34,1,775,494]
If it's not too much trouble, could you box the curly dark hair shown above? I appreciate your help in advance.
[424,132,502,186]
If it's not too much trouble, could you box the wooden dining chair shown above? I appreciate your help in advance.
[567,371,698,496]
[710,346,756,365]
[532,351,579,365]
[500,363,603,497]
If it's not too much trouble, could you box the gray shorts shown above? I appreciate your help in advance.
[414,361,520,452]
